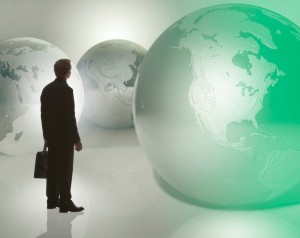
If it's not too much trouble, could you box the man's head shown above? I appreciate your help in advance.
[54,59,71,79]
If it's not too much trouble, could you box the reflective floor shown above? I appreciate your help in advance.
[1,116,300,238]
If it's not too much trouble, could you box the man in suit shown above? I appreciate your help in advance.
[41,59,84,213]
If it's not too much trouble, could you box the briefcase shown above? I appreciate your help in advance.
[34,144,48,179]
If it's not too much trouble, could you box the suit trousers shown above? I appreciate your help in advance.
[46,142,74,202]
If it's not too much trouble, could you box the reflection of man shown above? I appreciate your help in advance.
[36,210,83,238]
[41,59,84,213]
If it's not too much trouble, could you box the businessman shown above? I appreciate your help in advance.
[41,59,84,213]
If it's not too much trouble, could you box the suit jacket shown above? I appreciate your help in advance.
[40,78,80,145]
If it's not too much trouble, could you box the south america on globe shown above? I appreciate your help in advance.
[133,4,300,207]
[0,37,84,155]
[77,39,146,129]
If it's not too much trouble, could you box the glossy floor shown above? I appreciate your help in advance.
[1,117,300,238]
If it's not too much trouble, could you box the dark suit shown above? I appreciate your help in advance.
[40,78,80,203]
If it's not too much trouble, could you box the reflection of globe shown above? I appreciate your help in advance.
[170,212,300,238]
[77,39,146,128]
[134,4,300,206]
[0,37,84,155]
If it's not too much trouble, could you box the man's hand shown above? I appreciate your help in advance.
[75,142,82,152]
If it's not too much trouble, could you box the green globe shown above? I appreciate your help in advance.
[134,4,300,207]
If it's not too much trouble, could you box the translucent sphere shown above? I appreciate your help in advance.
[133,4,300,207]
[0,37,84,155]
[77,39,146,128]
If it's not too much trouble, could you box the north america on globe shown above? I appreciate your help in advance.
[173,5,299,171]
[134,4,300,206]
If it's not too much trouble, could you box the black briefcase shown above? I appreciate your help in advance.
[34,144,48,179]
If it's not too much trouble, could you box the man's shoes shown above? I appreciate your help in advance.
[59,200,84,213]
[47,199,60,209]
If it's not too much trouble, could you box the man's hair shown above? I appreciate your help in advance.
[54,59,71,78]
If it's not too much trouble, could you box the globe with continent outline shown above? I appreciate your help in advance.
[77,39,146,129]
[134,4,300,207]
[0,37,84,155]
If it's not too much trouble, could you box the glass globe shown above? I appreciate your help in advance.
[0,37,84,155]
[133,4,300,207]
[77,39,146,129]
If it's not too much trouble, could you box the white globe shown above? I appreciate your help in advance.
[77,39,146,129]
[0,37,84,155]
